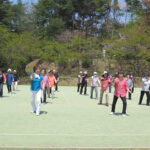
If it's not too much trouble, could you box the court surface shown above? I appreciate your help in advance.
[0,85,150,149]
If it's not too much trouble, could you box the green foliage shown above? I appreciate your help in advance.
[1,0,150,76]
[81,55,92,68]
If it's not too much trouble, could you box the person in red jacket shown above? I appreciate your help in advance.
[98,71,112,106]
[110,71,131,117]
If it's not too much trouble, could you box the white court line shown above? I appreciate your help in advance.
[0,133,150,137]
[0,146,150,149]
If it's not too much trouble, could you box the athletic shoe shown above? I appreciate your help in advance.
[110,112,114,115]
[122,114,126,117]
[36,112,40,116]
[98,102,102,105]
[106,103,109,107]
[31,111,36,113]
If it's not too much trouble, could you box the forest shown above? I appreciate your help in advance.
[0,0,150,76]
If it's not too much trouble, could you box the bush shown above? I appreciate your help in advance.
[81,56,92,68]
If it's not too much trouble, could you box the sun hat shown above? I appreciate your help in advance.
[94,72,98,75]
[103,71,108,74]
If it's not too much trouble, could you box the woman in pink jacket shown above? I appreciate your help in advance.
[98,71,112,106]
[110,71,131,117]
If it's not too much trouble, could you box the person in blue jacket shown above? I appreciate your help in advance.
[30,65,44,116]
[6,69,14,94]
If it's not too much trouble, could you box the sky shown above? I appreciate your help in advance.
[10,0,130,23]
[10,0,127,6]
[10,0,38,4]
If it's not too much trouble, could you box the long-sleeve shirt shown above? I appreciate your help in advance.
[13,74,19,81]
[101,77,112,91]
[41,75,50,88]
[48,75,56,87]
[77,75,82,84]
[91,76,100,87]
[141,77,150,92]
[114,77,129,98]
[127,79,133,89]
[0,74,4,83]
[3,73,6,82]
[30,73,43,91]
[6,74,14,85]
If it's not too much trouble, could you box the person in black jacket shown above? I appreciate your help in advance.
[80,71,88,95]
[0,68,4,97]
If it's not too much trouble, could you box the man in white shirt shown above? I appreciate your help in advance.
[139,73,150,106]
[90,72,100,100]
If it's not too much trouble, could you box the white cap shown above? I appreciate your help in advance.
[80,71,82,74]
[84,71,87,74]
[104,71,108,74]
[93,72,97,75]
[14,70,16,72]
[8,68,11,72]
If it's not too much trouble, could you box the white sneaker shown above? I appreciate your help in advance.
[122,114,126,117]
[31,111,36,113]
[36,112,40,116]
[110,112,114,115]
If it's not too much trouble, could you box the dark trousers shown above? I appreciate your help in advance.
[128,89,132,100]
[77,83,81,92]
[132,87,134,93]
[41,87,47,103]
[7,85,12,93]
[80,83,87,95]
[108,83,111,93]
[139,91,150,105]
[132,83,134,93]
[0,83,3,97]
[112,96,127,114]
[55,83,58,91]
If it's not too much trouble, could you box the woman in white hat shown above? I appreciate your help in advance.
[90,72,100,99]
[98,71,112,106]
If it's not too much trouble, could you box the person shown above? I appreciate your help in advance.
[48,70,56,99]
[80,71,88,95]
[110,71,131,117]
[90,72,100,100]
[12,70,19,91]
[77,71,83,92]
[138,73,150,106]
[53,70,59,92]
[98,71,112,106]
[6,69,13,94]
[126,74,133,100]
[30,65,44,116]
[2,71,6,96]
[108,73,113,93]
[41,68,50,103]
[47,70,51,98]
[0,69,4,97]
[130,73,135,93]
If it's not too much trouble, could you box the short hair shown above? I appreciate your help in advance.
[118,70,124,75]
[41,68,46,73]
[33,65,39,72]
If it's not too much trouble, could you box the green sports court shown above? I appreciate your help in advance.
[0,85,150,149]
